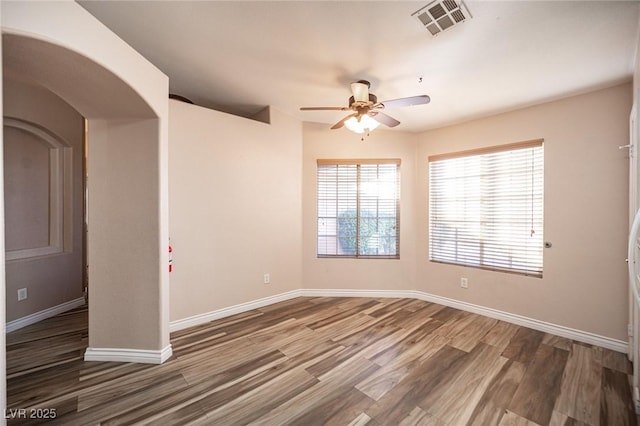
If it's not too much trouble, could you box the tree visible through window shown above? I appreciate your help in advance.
[429,140,544,276]
[317,159,400,258]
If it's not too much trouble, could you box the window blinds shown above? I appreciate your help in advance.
[317,159,400,258]
[429,140,544,276]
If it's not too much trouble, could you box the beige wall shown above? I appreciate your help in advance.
[417,83,631,341]
[87,118,164,349]
[4,79,84,322]
[168,101,302,321]
[302,122,418,291]
[301,83,630,342]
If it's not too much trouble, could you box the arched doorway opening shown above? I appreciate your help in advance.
[1,2,171,375]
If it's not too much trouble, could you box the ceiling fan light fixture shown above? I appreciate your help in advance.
[345,114,380,134]
[300,81,428,134]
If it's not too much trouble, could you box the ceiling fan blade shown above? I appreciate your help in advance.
[371,111,400,128]
[331,113,357,130]
[300,106,350,111]
[379,95,431,109]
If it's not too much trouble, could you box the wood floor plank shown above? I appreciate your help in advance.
[356,333,449,401]
[334,297,383,312]
[543,333,573,352]
[422,343,507,425]
[467,359,527,425]
[308,321,435,380]
[391,308,432,330]
[429,306,467,323]
[448,315,497,352]
[467,400,507,426]
[246,317,308,346]
[178,337,282,384]
[508,343,569,425]
[287,387,375,426]
[9,361,156,412]
[482,321,520,352]
[136,401,210,426]
[411,301,447,318]
[306,305,372,330]
[365,345,468,424]
[247,356,379,425]
[7,359,83,406]
[554,344,601,424]
[306,324,399,378]
[277,327,344,358]
[6,297,637,425]
[432,310,473,338]
[348,412,373,426]
[399,298,432,312]
[366,298,416,318]
[398,406,446,425]
[73,373,192,425]
[169,309,261,340]
[295,300,377,329]
[548,410,587,426]
[600,347,633,374]
[369,319,444,367]
[333,318,399,349]
[199,367,320,425]
[501,326,545,363]
[600,367,636,426]
[6,308,88,346]
[499,410,542,426]
[140,341,342,425]
[77,369,193,412]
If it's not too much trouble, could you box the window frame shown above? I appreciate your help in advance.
[428,139,544,277]
[316,158,401,259]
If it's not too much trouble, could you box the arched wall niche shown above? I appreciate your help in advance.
[3,117,72,260]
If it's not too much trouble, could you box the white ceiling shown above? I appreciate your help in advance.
[79,1,640,132]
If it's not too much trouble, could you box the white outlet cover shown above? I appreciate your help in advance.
[17,288,27,301]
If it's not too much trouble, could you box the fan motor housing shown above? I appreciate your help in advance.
[349,93,377,108]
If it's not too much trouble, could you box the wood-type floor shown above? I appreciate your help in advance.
[5,297,638,425]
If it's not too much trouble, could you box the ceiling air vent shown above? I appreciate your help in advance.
[412,0,472,36]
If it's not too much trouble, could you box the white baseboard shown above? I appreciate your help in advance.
[6,297,85,333]
[413,291,628,353]
[300,288,417,299]
[84,344,173,364]
[170,288,628,354]
[169,289,303,332]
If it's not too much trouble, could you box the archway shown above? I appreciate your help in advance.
[1,1,171,376]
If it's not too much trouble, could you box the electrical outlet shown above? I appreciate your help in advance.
[460,278,468,289]
[263,273,270,284]
[17,288,27,301]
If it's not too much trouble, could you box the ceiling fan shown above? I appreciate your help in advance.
[300,80,430,136]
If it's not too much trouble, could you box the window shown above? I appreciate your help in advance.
[317,159,400,258]
[429,140,544,276]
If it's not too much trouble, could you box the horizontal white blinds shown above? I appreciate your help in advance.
[317,160,400,258]
[429,141,544,276]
